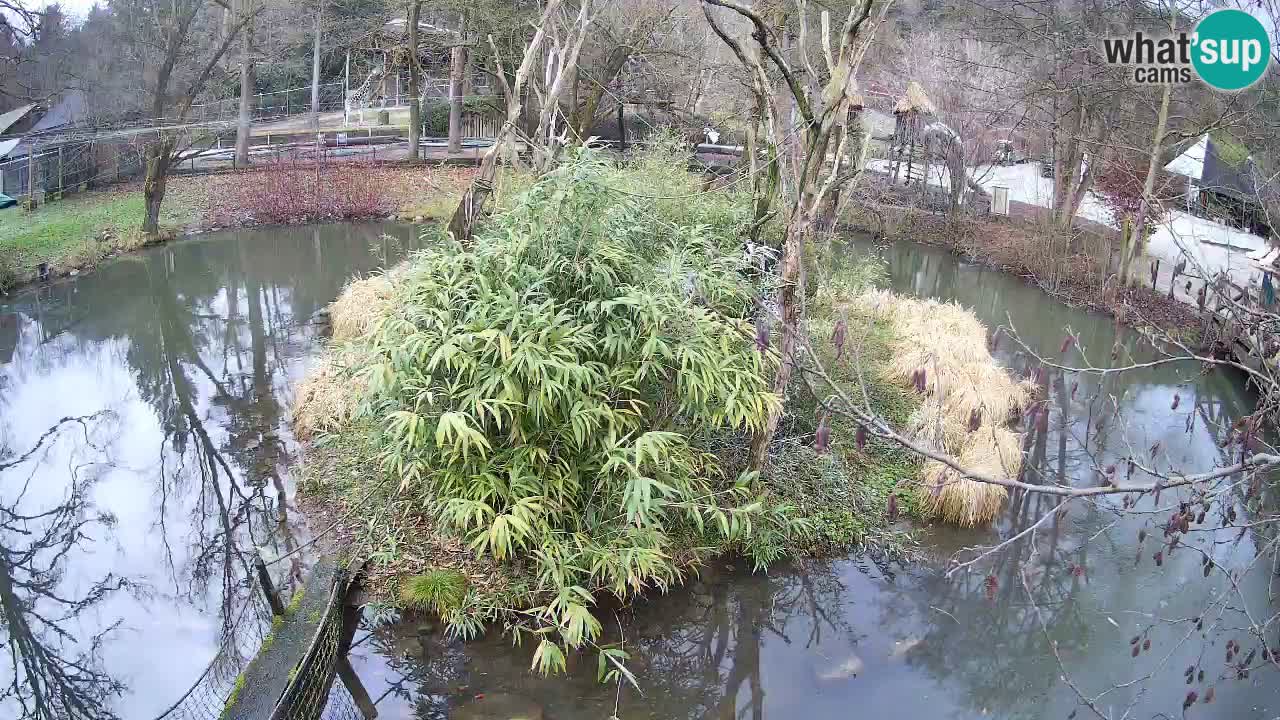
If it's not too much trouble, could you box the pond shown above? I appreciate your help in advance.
[0,223,423,718]
[0,224,1275,720]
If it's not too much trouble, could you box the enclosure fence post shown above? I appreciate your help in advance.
[27,146,35,207]
[254,554,286,616]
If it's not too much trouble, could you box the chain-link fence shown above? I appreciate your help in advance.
[270,570,370,720]
[150,592,275,720]
[149,565,370,720]
[191,83,347,123]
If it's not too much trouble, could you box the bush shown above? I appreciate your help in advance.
[216,159,389,226]
[421,96,502,136]
[333,146,798,665]
[0,254,18,293]
[400,570,468,614]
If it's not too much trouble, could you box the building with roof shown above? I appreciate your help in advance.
[1164,134,1271,237]
[0,91,101,202]
[0,104,39,136]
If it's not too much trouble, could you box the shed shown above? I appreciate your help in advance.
[1164,134,1270,236]
[0,104,38,136]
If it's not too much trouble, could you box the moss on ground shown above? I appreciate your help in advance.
[221,674,246,718]
[0,190,194,291]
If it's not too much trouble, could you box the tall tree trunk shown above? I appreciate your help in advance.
[310,0,322,135]
[235,8,254,167]
[569,46,628,138]
[406,0,421,161]
[748,119,840,470]
[448,0,566,243]
[142,139,175,237]
[447,43,466,154]
[1120,81,1172,286]
[748,211,807,469]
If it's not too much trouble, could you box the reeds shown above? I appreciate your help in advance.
[855,289,1031,526]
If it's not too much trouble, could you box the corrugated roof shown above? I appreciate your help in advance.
[0,103,36,134]
[31,91,85,132]
[1163,134,1206,180]
[0,138,20,159]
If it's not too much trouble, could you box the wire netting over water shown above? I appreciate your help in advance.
[150,592,275,720]
[153,565,364,720]
[270,571,360,720]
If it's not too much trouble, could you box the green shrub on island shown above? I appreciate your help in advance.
[321,144,798,668]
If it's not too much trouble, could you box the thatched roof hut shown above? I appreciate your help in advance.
[893,81,936,116]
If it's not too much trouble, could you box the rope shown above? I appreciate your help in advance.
[263,475,392,568]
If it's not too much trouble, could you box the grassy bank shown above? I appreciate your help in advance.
[291,144,1034,675]
[0,190,195,291]
[0,163,474,293]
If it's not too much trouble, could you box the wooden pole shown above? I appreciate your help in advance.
[254,555,286,616]
[57,145,63,195]
[337,659,377,719]
[26,145,36,208]
[337,582,377,718]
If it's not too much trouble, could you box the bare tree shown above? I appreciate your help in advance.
[406,0,422,161]
[446,0,595,243]
[234,0,256,167]
[310,0,323,137]
[108,0,260,236]
[447,17,467,155]
[700,0,891,470]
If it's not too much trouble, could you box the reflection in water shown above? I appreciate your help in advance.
[0,223,420,717]
[351,237,1278,720]
[0,413,129,719]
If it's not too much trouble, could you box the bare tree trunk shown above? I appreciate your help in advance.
[1120,81,1171,286]
[235,7,254,167]
[447,0,565,243]
[407,0,421,161]
[310,0,322,135]
[748,208,808,469]
[448,43,466,154]
[143,139,175,237]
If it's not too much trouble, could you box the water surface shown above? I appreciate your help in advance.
[347,237,1278,720]
[0,223,420,718]
[2,225,1274,720]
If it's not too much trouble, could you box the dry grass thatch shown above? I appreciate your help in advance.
[294,269,408,439]
[856,289,1031,526]
[329,274,396,343]
[292,351,364,441]
[893,81,936,116]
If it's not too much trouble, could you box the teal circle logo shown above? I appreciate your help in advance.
[1192,9,1272,91]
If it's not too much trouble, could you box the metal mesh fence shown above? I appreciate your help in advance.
[152,575,368,720]
[151,593,275,720]
[270,571,365,720]
[190,83,347,122]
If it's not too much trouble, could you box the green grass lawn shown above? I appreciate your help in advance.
[0,190,194,291]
